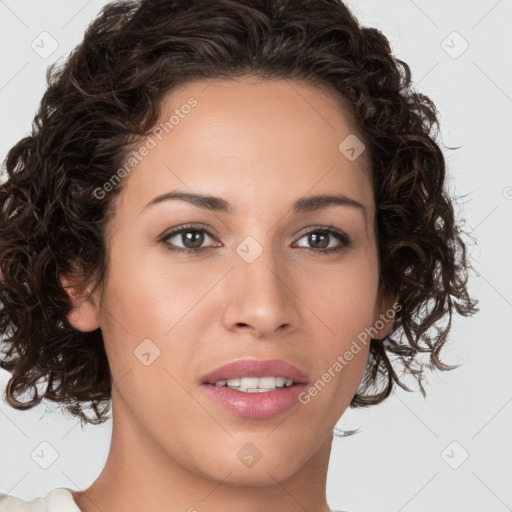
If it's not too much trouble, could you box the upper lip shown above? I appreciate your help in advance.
[201,358,309,385]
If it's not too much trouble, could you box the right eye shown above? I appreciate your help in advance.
[159,224,220,253]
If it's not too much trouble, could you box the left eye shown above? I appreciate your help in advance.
[294,228,351,252]
[160,225,351,254]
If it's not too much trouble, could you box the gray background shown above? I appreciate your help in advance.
[0,1,511,511]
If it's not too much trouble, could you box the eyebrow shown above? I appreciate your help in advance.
[140,190,366,217]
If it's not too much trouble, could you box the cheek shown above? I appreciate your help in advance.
[302,257,378,394]
[310,254,379,340]
[102,241,215,340]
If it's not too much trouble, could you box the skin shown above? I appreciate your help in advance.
[62,76,395,512]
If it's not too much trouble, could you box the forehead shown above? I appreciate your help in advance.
[115,77,373,222]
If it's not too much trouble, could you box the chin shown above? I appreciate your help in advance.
[196,442,310,487]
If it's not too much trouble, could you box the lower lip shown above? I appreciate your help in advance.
[201,383,307,419]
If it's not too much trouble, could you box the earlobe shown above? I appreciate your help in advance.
[60,274,101,332]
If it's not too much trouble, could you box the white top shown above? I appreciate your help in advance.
[0,488,349,512]
[0,489,81,512]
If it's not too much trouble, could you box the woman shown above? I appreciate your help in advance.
[0,0,478,511]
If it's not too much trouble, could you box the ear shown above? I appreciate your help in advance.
[60,273,101,332]
[372,289,399,340]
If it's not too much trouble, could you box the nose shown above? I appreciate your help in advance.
[221,247,300,339]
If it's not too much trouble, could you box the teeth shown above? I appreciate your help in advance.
[276,376,286,387]
[213,376,295,392]
[258,376,276,388]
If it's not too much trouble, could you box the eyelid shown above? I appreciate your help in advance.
[295,224,350,242]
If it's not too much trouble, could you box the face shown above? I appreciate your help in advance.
[65,76,395,486]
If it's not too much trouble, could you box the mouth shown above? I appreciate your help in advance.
[200,358,309,418]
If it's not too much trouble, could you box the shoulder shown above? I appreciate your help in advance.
[0,493,46,512]
[0,488,80,512]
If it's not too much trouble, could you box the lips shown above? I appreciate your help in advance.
[201,358,309,385]
[200,358,309,419]
[201,383,308,418]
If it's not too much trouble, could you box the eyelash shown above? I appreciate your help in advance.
[159,223,352,255]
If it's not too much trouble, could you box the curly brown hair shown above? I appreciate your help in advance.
[0,0,478,427]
